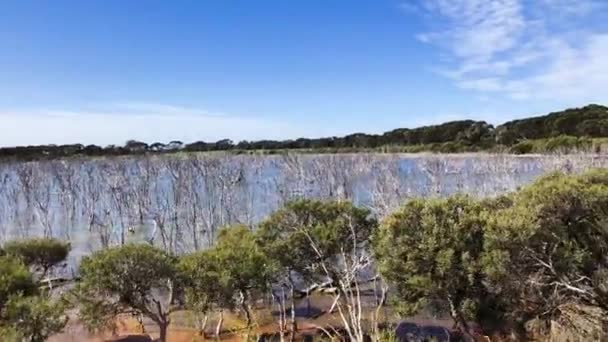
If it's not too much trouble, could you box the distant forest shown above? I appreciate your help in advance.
[3,104,608,161]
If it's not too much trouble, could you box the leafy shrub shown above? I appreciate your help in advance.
[2,238,71,278]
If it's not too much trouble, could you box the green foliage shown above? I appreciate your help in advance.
[509,140,535,154]
[2,238,71,278]
[0,256,36,309]
[1,295,68,342]
[0,325,24,342]
[198,225,274,328]
[496,104,608,144]
[257,199,377,282]
[213,225,274,295]
[2,104,605,160]
[374,196,488,327]
[509,135,596,154]
[0,255,67,341]
[483,170,608,325]
[76,243,178,338]
[178,249,235,314]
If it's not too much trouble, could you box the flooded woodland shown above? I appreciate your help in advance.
[1,153,606,266]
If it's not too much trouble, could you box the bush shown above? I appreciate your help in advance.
[0,256,36,307]
[1,295,68,342]
[2,238,71,278]
[509,140,534,154]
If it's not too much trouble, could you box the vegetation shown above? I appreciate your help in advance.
[1,104,606,161]
[3,169,608,340]
[204,226,273,331]
[482,170,608,339]
[0,256,36,309]
[75,244,179,342]
[178,249,233,337]
[1,295,68,342]
[0,241,69,342]
[257,200,378,341]
[374,196,488,336]
[2,237,71,279]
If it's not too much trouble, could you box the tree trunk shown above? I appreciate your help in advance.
[199,314,208,337]
[276,289,285,342]
[215,310,224,339]
[289,285,297,342]
[240,290,253,329]
[159,321,168,342]
[242,300,253,329]
[448,296,473,338]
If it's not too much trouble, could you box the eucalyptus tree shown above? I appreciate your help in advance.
[190,155,222,247]
[101,159,131,246]
[420,157,447,196]
[82,162,113,249]
[369,154,411,218]
[2,237,71,280]
[76,244,180,342]
[15,163,36,237]
[0,254,67,342]
[164,156,188,252]
[211,225,273,331]
[374,195,489,336]
[178,248,236,338]
[52,160,81,240]
[0,255,35,310]
[30,162,55,237]
[483,169,608,337]
[257,199,377,342]
[131,155,156,226]
[1,294,68,342]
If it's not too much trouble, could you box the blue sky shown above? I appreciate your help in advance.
[1,0,607,147]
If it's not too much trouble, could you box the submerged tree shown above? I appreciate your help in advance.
[76,244,179,342]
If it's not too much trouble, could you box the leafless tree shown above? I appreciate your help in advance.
[52,160,81,240]
[30,162,56,237]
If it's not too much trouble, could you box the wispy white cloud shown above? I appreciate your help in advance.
[0,103,330,147]
[409,0,608,103]
[540,0,605,16]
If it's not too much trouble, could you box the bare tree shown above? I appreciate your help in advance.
[52,160,81,240]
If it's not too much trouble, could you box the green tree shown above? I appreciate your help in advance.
[178,249,235,338]
[374,196,488,335]
[257,204,315,341]
[0,256,36,311]
[211,225,273,331]
[0,255,66,341]
[0,325,24,342]
[483,170,608,336]
[257,199,377,342]
[76,244,179,342]
[2,238,71,279]
[1,295,68,342]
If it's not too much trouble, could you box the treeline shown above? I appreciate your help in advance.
[2,169,608,341]
[2,104,607,161]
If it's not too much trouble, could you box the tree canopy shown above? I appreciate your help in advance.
[374,196,489,334]
[0,240,68,342]
[482,169,608,337]
[1,104,606,161]
[2,238,71,279]
[76,244,179,342]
